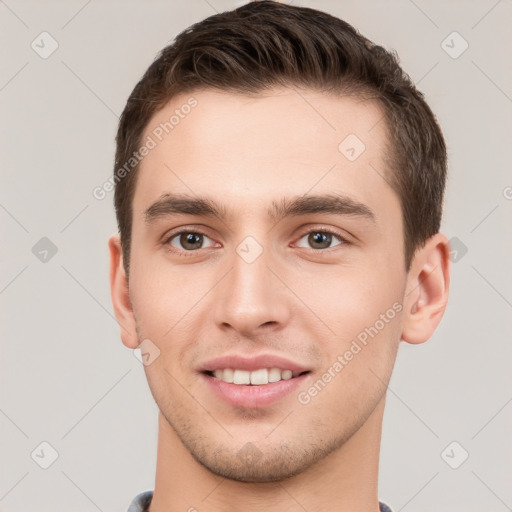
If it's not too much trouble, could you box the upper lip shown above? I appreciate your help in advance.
[199,354,310,373]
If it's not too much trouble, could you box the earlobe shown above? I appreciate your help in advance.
[401,233,451,345]
[108,234,139,349]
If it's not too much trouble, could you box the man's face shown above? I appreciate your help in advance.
[127,88,407,481]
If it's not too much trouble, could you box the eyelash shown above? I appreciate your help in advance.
[294,228,349,253]
[162,227,350,257]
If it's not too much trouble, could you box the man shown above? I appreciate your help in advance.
[108,2,450,511]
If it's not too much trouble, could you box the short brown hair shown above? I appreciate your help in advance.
[114,0,447,274]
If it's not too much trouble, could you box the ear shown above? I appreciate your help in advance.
[401,232,451,344]
[108,234,139,349]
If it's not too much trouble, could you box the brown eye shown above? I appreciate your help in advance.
[168,231,214,251]
[296,230,344,250]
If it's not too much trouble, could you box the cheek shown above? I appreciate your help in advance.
[293,262,404,343]
[129,255,219,381]
[295,269,403,416]
[129,251,206,333]
[292,262,404,405]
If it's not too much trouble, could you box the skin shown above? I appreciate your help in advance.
[109,88,450,512]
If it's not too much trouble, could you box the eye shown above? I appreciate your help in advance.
[296,230,345,250]
[167,231,216,251]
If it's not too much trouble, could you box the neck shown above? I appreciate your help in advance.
[149,398,385,512]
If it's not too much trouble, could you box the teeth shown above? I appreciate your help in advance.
[233,370,250,385]
[268,367,281,383]
[211,367,300,385]
[250,368,268,385]
[223,368,234,383]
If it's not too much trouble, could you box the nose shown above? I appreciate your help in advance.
[213,243,291,337]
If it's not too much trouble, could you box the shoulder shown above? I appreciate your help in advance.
[379,502,393,512]
[126,490,153,512]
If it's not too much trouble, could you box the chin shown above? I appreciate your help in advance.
[182,435,341,483]
[194,451,314,483]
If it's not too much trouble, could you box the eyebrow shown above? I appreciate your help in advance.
[144,193,376,225]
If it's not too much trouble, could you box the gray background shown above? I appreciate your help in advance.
[1,1,511,511]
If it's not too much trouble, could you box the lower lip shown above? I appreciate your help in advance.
[201,372,310,408]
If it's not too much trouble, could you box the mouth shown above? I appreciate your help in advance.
[203,368,310,385]
[199,354,312,408]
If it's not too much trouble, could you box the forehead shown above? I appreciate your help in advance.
[133,87,396,223]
